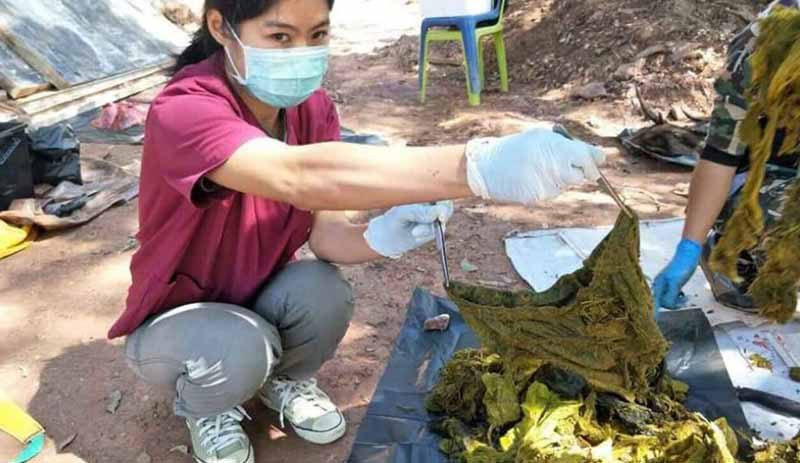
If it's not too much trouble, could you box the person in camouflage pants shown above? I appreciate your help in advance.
[653,0,800,311]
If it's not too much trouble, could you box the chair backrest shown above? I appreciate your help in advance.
[498,0,508,19]
[489,0,508,25]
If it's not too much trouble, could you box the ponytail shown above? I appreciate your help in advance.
[173,21,223,74]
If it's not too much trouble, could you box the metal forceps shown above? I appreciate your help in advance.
[597,170,634,218]
[430,203,451,289]
[552,124,633,218]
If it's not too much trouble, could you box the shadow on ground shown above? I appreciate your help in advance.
[27,338,374,463]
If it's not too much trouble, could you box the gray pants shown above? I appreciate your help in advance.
[124,260,354,418]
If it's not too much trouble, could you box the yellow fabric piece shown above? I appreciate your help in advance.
[0,392,44,444]
[0,219,36,260]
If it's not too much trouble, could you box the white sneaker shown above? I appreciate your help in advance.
[260,378,346,445]
[186,406,254,463]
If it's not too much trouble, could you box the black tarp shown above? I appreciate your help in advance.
[348,288,749,463]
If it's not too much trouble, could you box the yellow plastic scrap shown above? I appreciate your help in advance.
[0,219,36,260]
[0,391,45,463]
[0,394,42,444]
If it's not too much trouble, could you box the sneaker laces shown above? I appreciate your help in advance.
[196,406,251,454]
[272,378,328,428]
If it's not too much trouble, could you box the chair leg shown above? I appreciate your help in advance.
[460,25,481,106]
[495,32,509,93]
[419,29,430,103]
[477,37,485,88]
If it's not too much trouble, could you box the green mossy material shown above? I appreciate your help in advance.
[710,6,800,323]
[427,211,748,462]
[447,212,668,402]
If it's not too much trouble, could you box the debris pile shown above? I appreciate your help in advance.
[499,0,766,111]
[428,210,797,462]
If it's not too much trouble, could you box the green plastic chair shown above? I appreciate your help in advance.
[419,0,509,106]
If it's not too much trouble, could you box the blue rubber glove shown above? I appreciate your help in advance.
[653,239,702,310]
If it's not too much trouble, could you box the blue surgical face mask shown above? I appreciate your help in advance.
[225,22,329,108]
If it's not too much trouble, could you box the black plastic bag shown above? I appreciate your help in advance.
[0,122,34,211]
[29,124,82,186]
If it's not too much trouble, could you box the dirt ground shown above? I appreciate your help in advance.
[0,0,769,461]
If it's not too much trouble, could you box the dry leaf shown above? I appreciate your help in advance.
[56,432,77,452]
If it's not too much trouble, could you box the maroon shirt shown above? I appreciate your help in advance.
[108,53,340,339]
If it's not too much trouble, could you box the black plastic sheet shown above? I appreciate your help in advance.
[29,124,82,186]
[348,288,749,463]
[618,125,705,168]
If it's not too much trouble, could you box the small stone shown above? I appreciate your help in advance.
[461,259,479,273]
[613,63,639,81]
[424,314,451,332]
[169,445,190,456]
[105,390,123,414]
[587,116,601,128]
[571,82,608,100]
[136,452,152,463]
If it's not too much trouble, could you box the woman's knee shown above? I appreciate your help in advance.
[252,261,354,378]
[124,303,282,416]
[253,260,355,331]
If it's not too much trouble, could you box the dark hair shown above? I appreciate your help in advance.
[173,0,335,73]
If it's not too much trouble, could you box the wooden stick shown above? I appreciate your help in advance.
[0,73,49,100]
[17,60,173,112]
[635,85,665,125]
[597,172,634,218]
[27,71,169,129]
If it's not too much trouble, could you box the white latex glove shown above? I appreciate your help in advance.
[465,128,605,204]
[364,201,454,259]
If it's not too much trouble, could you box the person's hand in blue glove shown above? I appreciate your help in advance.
[653,239,702,310]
